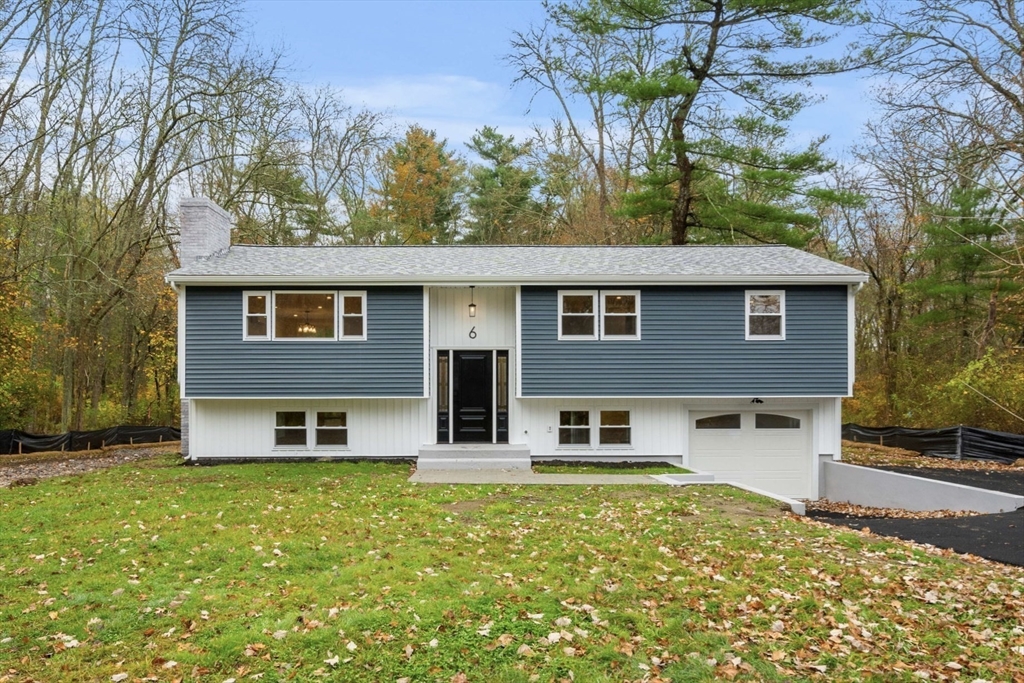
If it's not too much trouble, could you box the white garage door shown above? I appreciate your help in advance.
[689,410,812,498]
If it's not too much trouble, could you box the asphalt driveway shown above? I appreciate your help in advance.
[812,464,1024,566]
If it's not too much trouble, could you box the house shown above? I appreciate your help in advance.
[167,198,868,500]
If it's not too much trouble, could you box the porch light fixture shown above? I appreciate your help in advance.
[298,308,317,335]
[468,286,477,318]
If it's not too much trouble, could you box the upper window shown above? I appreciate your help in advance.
[244,291,270,340]
[746,290,785,341]
[244,290,367,341]
[601,291,640,340]
[274,292,335,340]
[558,291,598,340]
[340,292,367,340]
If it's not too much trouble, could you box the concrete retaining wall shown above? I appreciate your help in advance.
[820,460,1024,514]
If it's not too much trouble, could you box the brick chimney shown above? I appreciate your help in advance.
[178,197,231,266]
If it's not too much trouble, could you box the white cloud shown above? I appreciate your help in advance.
[337,74,544,152]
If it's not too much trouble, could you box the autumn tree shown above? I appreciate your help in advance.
[371,126,466,244]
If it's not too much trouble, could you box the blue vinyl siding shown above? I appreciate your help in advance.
[521,286,848,396]
[185,287,423,397]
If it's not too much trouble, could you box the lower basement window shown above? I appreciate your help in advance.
[316,411,348,447]
[275,411,307,447]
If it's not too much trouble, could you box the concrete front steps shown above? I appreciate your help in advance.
[416,443,532,471]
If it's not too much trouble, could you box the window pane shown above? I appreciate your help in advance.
[562,315,594,337]
[604,295,635,314]
[275,293,335,338]
[316,428,348,446]
[749,294,780,314]
[600,410,629,427]
[276,411,305,427]
[247,315,267,337]
[317,411,346,428]
[560,410,589,427]
[562,295,593,314]
[247,294,266,315]
[275,428,306,446]
[438,352,449,412]
[559,427,590,445]
[695,413,741,429]
[749,315,782,336]
[604,315,637,337]
[756,413,801,429]
[343,295,362,315]
[600,427,631,445]
[343,317,364,337]
[496,354,508,412]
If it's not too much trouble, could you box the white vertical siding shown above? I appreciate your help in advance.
[190,398,429,458]
[429,286,516,349]
[518,398,686,461]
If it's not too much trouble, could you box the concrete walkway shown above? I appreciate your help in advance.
[409,469,665,485]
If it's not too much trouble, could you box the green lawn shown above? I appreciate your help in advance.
[2,455,1022,682]
[532,462,692,475]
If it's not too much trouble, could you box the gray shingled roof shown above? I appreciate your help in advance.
[166,244,867,284]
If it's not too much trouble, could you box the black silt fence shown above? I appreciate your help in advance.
[0,426,180,455]
[842,424,1023,464]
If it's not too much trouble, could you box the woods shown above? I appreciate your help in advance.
[0,0,1021,434]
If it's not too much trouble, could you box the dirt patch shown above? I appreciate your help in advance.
[0,444,175,488]
[842,440,1022,471]
[441,499,494,514]
[716,500,785,523]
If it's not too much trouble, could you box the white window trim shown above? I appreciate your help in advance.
[557,290,598,341]
[242,290,271,341]
[273,409,353,451]
[271,290,339,342]
[556,408,592,448]
[273,410,308,449]
[597,408,632,447]
[338,291,368,341]
[600,290,641,340]
[314,410,350,450]
[745,289,786,341]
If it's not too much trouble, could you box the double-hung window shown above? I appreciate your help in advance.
[745,290,785,340]
[275,411,307,447]
[558,291,598,340]
[601,291,640,339]
[339,292,366,340]
[599,410,631,445]
[558,410,591,445]
[316,411,348,446]
[243,291,270,340]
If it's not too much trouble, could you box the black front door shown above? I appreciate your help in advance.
[453,350,492,442]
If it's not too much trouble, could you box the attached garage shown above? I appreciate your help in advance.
[689,410,813,499]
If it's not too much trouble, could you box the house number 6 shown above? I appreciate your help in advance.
[468,326,477,339]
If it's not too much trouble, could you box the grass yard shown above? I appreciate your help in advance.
[2,455,1023,683]
[531,463,691,475]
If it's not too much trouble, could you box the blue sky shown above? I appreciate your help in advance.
[247,0,877,158]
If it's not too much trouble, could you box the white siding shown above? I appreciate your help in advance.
[190,398,429,458]
[429,286,516,349]
[518,398,685,462]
